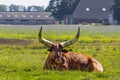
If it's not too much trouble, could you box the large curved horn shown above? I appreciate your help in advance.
[60,27,80,47]
[38,26,54,47]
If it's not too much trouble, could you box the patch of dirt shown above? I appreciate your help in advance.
[0,38,34,46]
[0,38,119,46]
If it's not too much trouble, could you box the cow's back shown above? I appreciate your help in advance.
[63,52,103,72]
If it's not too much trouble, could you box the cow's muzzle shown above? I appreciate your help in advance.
[55,58,62,64]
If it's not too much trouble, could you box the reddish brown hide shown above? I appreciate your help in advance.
[38,27,103,72]
[43,44,103,72]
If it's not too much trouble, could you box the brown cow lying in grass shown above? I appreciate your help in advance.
[38,27,103,72]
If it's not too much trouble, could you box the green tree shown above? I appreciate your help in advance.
[0,5,7,12]
[46,0,80,23]
[18,5,26,11]
[27,5,44,12]
[9,4,20,11]
[111,0,120,23]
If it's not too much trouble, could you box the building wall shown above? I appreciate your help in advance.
[73,19,109,24]
[0,19,54,25]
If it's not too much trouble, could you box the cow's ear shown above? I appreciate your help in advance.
[62,49,68,53]
[69,49,72,51]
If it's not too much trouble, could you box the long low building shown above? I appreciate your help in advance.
[0,12,55,25]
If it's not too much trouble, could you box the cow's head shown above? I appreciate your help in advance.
[38,27,80,64]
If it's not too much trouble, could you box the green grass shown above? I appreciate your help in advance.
[0,25,120,80]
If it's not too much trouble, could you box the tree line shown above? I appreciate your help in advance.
[0,4,44,12]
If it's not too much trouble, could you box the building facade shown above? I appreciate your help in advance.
[0,12,54,25]
[64,0,114,24]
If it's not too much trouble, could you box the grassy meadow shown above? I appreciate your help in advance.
[0,25,120,80]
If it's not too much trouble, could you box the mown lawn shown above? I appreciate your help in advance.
[0,25,120,80]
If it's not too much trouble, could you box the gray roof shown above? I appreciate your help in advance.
[73,0,114,19]
[0,12,54,20]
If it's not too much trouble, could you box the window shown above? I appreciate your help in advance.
[45,15,49,18]
[7,15,11,17]
[0,15,3,17]
[29,15,33,18]
[15,15,18,17]
[22,15,26,17]
[38,15,41,18]
[86,8,90,11]
[102,8,106,11]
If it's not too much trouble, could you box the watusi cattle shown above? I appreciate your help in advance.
[38,27,103,72]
